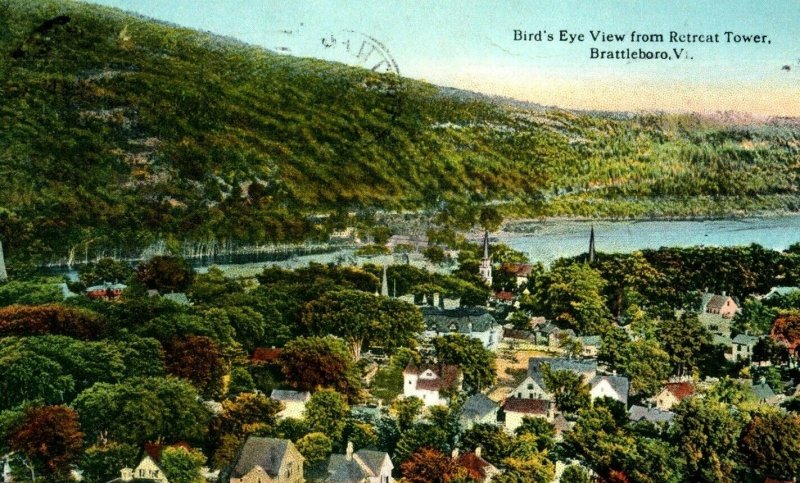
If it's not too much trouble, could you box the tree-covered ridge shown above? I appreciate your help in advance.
[2,0,800,264]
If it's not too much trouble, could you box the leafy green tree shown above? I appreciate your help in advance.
[213,392,282,438]
[732,298,777,336]
[563,405,634,479]
[135,256,195,293]
[541,367,590,414]
[278,336,362,401]
[187,266,243,304]
[752,337,789,365]
[0,279,63,306]
[659,313,711,376]
[305,389,350,445]
[618,339,671,396]
[0,349,74,410]
[80,441,139,483]
[560,465,592,483]
[370,349,420,404]
[739,412,800,480]
[302,289,423,360]
[394,423,451,463]
[672,397,745,483]
[432,334,496,392]
[296,432,333,464]
[535,263,612,334]
[514,417,556,452]
[391,397,424,432]
[73,377,211,445]
[228,366,256,396]
[494,455,555,483]
[460,423,513,463]
[78,257,133,287]
[594,252,662,319]
[160,446,206,483]
[423,246,447,265]
[598,326,629,368]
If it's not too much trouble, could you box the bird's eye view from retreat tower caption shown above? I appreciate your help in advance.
[0,0,799,482]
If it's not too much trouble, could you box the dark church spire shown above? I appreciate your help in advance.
[0,240,6,283]
[588,225,596,264]
[482,229,490,259]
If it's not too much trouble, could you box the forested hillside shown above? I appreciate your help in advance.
[1,0,799,265]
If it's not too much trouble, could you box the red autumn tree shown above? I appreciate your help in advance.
[9,405,84,478]
[135,256,194,293]
[278,336,361,401]
[400,448,464,483]
[771,311,800,356]
[0,304,106,339]
[164,335,223,396]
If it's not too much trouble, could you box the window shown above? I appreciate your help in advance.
[527,384,533,390]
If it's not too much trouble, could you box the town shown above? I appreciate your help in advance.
[1,227,799,483]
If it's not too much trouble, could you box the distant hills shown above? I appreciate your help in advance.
[1,0,799,264]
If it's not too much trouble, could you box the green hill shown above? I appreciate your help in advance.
[1,0,799,264]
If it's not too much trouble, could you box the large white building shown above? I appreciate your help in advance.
[403,363,462,406]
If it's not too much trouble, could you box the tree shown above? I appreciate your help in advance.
[135,255,195,293]
[659,313,711,376]
[164,335,224,398]
[594,252,662,319]
[771,310,800,357]
[752,337,789,365]
[278,336,362,401]
[187,266,243,304]
[460,423,513,463]
[370,348,420,404]
[391,397,424,431]
[563,405,634,479]
[514,417,556,452]
[80,441,139,483]
[78,257,132,287]
[432,334,496,392]
[305,389,350,444]
[302,290,423,360]
[9,405,83,480]
[296,432,333,464]
[535,263,612,334]
[160,446,206,483]
[598,326,629,368]
[739,412,800,480]
[73,377,211,445]
[0,304,106,339]
[732,298,777,336]
[541,367,590,414]
[424,246,446,265]
[228,366,256,395]
[672,397,744,483]
[400,447,463,483]
[560,465,592,483]
[618,339,671,396]
[495,455,555,483]
[213,392,282,438]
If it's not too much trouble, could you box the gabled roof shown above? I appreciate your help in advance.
[501,263,533,277]
[502,397,549,415]
[732,334,759,345]
[528,357,597,377]
[590,375,629,398]
[231,437,303,479]
[662,382,694,400]
[494,290,514,302]
[404,363,462,392]
[162,292,190,305]
[327,450,391,481]
[628,405,675,424]
[461,393,499,420]
[270,389,310,402]
[703,294,735,311]
[457,452,497,480]
[751,382,776,401]
[85,282,127,292]
[578,335,601,346]
[251,347,283,363]
[421,306,499,333]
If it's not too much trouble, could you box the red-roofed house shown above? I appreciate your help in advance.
[502,397,552,432]
[501,263,533,287]
[403,363,462,406]
[654,382,695,411]
[251,347,283,364]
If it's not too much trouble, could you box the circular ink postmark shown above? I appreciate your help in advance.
[320,30,405,144]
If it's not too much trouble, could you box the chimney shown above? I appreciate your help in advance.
[474,447,482,459]
[121,468,134,482]
[451,448,459,459]
[346,441,354,461]
[722,290,726,296]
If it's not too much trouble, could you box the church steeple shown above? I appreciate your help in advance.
[479,230,492,286]
[0,240,7,283]
[588,225,596,265]
[380,265,389,297]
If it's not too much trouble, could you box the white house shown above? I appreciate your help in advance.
[511,358,598,401]
[271,389,311,419]
[653,382,694,411]
[403,363,462,407]
[502,397,552,432]
[729,334,760,361]
[589,375,630,405]
[421,306,504,350]
[109,455,168,483]
[459,393,500,430]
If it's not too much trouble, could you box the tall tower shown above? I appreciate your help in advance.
[479,230,492,286]
[588,225,596,265]
[0,240,7,283]
[381,265,389,297]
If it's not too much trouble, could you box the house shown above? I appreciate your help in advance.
[531,320,575,348]
[654,382,694,411]
[552,414,573,441]
[403,363,462,407]
[252,347,283,364]
[512,358,598,401]
[730,334,760,361]
[162,292,191,305]
[502,398,552,432]
[86,282,127,300]
[701,292,739,318]
[589,375,629,405]
[577,335,601,358]
[750,381,782,405]
[385,234,427,252]
[493,290,514,304]
[455,448,500,482]
[226,437,304,483]
[326,442,393,483]
[107,455,168,483]
[271,390,311,419]
[421,306,504,350]
[459,393,500,430]
[500,263,533,287]
[628,405,675,425]
[759,286,800,301]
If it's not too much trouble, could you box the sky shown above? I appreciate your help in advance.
[83,0,800,116]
